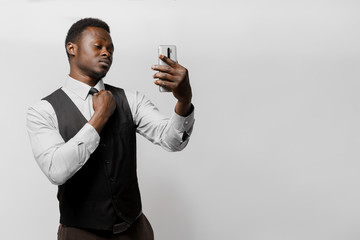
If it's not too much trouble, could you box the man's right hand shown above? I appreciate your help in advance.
[93,90,116,117]
[88,90,116,134]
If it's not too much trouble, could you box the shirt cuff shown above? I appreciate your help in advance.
[73,123,100,154]
[171,105,195,133]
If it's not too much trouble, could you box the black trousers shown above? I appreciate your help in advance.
[57,214,154,240]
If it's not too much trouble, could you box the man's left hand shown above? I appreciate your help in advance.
[152,55,192,105]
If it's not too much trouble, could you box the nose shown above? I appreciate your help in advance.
[101,48,111,57]
[100,47,111,57]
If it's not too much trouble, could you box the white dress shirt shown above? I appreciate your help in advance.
[27,76,195,185]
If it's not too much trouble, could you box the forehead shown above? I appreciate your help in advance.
[79,26,112,43]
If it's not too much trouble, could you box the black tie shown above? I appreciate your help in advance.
[89,88,99,95]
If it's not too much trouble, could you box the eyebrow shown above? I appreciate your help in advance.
[93,36,114,46]
[95,37,107,41]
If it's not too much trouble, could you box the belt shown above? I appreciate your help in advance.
[67,213,143,235]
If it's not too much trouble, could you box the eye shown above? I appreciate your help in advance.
[94,45,101,50]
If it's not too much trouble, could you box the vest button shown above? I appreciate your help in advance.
[105,161,110,164]
[109,177,114,182]
[101,143,106,147]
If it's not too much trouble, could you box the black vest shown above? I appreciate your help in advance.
[43,84,142,231]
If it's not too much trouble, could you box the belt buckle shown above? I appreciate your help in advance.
[113,222,130,234]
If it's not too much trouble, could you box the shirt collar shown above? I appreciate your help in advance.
[64,76,105,100]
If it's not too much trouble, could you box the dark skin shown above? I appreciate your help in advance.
[152,55,192,117]
[66,26,192,134]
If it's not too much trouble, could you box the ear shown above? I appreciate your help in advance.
[66,42,77,57]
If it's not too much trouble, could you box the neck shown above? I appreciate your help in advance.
[69,69,101,87]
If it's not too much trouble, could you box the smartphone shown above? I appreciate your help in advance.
[158,45,177,92]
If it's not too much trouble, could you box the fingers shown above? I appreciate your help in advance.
[151,64,172,73]
[94,89,112,95]
[151,57,186,78]
[151,55,189,94]
[92,90,113,101]
[154,79,176,91]
[159,54,177,67]
[93,90,101,96]
[153,71,176,82]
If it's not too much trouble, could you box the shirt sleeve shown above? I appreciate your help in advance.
[128,91,195,152]
[26,100,100,185]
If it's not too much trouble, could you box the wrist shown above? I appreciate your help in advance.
[178,98,192,105]
[88,110,110,133]
[177,93,192,105]
[175,101,192,117]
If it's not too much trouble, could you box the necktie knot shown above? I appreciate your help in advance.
[89,88,99,95]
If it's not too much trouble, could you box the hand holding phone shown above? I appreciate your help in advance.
[158,45,177,92]
[151,46,192,112]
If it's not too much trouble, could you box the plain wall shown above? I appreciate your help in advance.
[1,0,360,239]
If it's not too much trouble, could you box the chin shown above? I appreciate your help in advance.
[93,70,108,79]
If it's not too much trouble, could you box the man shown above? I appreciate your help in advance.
[26,18,194,240]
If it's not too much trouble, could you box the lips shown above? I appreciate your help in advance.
[99,59,111,68]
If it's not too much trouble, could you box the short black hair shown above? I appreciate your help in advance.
[65,17,110,59]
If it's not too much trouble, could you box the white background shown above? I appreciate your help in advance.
[1,0,360,239]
